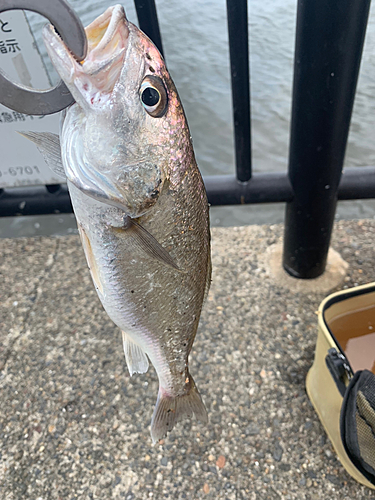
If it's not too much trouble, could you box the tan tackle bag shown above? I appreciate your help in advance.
[306,282,375,489]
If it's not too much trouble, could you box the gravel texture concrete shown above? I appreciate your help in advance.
[1,220,375,500]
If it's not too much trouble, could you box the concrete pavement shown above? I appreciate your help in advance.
[1,220,375,499]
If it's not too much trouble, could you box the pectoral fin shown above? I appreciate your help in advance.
[78,224,104,295]
[111,218,183,272]
[203,254,212,304]
[18,131,66,179]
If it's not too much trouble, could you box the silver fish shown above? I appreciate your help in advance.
[23,5,211,442]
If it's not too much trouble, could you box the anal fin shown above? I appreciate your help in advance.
[122,331,149,376]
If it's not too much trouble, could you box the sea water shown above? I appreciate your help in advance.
[1,0,375,236]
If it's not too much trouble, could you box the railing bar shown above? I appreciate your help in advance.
[337,167,375,199]
[134,0,164,58]
[0,184,73,216]
[226,0,252,182]
[1,167,375,216]
[206,173,292,205]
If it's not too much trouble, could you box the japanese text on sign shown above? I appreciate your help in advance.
[0,18,21,53]
[0,112,45,123]
[0,11,61,188]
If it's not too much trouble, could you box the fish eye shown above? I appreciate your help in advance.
[140,76,168,117]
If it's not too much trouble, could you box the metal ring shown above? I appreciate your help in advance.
[0,0,87,115]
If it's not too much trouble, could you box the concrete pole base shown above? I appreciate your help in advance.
[264,243,349,294]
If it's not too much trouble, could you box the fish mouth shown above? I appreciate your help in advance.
[43,5,129,106]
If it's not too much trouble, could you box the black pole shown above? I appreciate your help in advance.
[283,0,371,279]
[134,0,164,58]
[226,0,252,182]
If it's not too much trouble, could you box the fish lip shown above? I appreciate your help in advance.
[42,5,129,93]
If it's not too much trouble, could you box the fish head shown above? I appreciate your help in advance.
[43,5,190,217]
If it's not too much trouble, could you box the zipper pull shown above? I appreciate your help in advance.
[325,348,353,397]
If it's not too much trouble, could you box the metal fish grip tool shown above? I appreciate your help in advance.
[0,0,87,115]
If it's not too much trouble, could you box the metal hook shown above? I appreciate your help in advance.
[0,0,87,115]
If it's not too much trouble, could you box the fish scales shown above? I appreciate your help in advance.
[68,154,210,391]
[23,4,211,442]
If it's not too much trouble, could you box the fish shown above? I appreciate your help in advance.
[22,5,211,442]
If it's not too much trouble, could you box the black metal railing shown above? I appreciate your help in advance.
[0,0,374,280]
[283,0,372,278]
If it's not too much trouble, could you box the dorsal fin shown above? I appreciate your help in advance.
[18,131,66,179]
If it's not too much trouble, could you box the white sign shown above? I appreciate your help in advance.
[0,10,61,188]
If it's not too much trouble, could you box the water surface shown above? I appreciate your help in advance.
[1,0,374,237]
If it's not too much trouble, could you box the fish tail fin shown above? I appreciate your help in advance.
[150,374,208,443]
